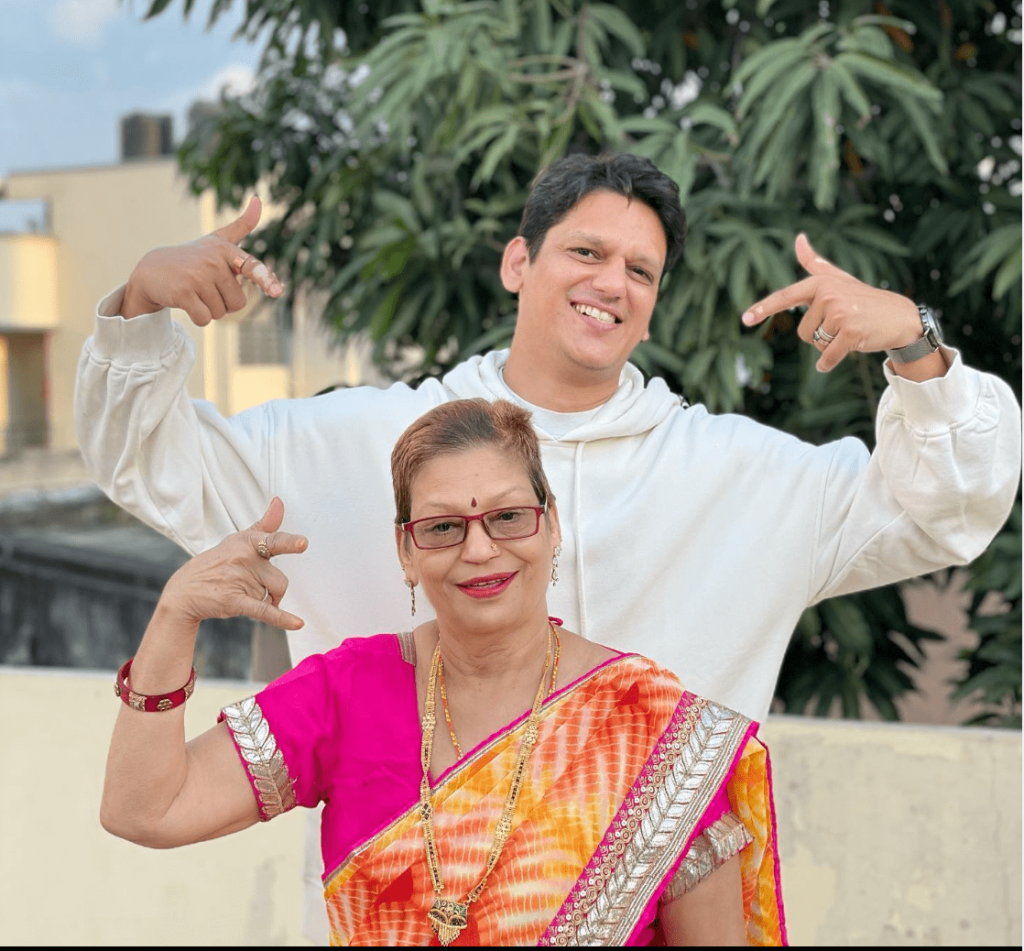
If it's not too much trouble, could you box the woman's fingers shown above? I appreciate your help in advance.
[251,530,308,561]
[242,591,305,630]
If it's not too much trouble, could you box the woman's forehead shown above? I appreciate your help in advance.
[410,446,534,512]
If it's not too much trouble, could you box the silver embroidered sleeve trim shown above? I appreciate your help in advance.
[660,811,754,900]
[222,696,298,821]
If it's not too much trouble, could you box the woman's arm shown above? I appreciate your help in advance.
[100,498,306,848]
[659,853,746,946]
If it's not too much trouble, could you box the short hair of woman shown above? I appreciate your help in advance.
[391,398,552,526]
[518,152,688,273]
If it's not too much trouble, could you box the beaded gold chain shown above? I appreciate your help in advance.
[420,629,552,946]
[438,627,560,760]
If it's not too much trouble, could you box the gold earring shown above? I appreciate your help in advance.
[551,544,562,586]
[405,578,416,616]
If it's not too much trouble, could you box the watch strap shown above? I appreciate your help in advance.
[886,304,941,364]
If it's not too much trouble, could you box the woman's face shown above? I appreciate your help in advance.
[396,444,560,635]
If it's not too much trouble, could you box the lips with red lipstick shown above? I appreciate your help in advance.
[456,571,518,599]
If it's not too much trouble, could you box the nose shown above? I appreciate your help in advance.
[461,519,498,561]
[590,257,627,298]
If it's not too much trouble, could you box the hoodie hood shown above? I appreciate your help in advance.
[441,349,685,442]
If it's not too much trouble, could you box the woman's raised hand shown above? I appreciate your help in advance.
[121,195,284,324]
[158,497,307,630]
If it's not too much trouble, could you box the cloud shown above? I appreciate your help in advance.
[196,64,258,101]
[154,63,257,141]
[48,0,120,46]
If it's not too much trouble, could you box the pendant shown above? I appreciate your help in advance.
[428,897,469,946]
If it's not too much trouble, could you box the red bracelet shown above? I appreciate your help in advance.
[114,658,196,712]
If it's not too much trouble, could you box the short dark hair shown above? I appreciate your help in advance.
[392,398,553,526]
[518,152,688,275]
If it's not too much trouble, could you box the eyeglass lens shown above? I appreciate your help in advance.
[413,507,539,548]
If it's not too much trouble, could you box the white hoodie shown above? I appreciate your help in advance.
[76,292,1022,724]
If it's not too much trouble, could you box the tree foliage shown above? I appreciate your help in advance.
[148,0,1022,724]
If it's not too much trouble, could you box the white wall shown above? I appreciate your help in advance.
[0,666,1019,946]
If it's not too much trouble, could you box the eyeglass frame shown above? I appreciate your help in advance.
[401,503,548,550]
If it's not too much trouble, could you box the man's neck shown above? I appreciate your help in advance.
[502,350,620,413]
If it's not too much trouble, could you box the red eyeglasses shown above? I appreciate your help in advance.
[402,504,546,550]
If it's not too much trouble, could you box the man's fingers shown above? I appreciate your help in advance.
[742,277,818,326]
[796,298,828,346]
[815,335,848,373]
[214,195,262,245]
[182,290,214,327]
[231,252,284,298]
[795,233,849,279]
[216,272,249,313]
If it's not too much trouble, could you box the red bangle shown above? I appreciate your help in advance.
[114,658,196,712]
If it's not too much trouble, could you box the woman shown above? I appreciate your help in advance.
[102,398,786,946]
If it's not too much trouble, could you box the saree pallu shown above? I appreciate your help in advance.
[221,635,785,947]
[324,651,783,945]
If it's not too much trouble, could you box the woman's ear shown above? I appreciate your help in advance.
[546,498,562,552]
[395,525,417,584]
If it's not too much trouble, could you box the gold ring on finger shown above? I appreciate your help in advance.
[257,535,272,559]
[261,587,270,603]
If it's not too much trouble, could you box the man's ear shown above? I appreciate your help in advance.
[501,236,529,294]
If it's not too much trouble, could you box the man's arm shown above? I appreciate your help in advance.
[742,235,1021,601]
[74,199,286,554]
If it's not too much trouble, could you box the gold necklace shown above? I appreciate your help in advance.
[420,630,552,946]
[438,628,561,759]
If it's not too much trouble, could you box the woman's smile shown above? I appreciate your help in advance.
[456,571,518,598]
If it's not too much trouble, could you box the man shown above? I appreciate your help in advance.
[75,152,1020,941]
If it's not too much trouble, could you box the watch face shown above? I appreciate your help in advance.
[919,305,943,344]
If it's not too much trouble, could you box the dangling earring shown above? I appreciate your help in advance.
[550,545,562,586]
[405,578,416,616]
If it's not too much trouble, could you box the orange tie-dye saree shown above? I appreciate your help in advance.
[222,635,785,947]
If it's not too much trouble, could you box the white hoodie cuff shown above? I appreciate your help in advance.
[94,284,182,364]
[881,346,980,432]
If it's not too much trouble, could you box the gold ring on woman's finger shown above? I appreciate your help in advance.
[257,535,272,559]
[812,325,836,345]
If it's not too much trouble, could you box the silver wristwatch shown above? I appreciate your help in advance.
[885,304,943,364]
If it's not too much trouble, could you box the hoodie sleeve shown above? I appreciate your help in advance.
[808,348,1021,603]
[74,286,290,555]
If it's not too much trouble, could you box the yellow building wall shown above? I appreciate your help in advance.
[3,160,363,453]
[0,233,59,331]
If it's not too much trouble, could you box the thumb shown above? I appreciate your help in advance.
[214,195,261,245]
[252,496,284,534]
[795,232,848,279]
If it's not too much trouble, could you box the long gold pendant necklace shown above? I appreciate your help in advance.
[420,627,554,946]
[439,629,560,758]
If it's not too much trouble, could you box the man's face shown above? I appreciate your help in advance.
[502,190,667,384]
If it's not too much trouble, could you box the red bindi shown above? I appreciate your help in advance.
[470,498,478,508]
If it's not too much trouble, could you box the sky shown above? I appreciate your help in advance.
[0,0,261,182]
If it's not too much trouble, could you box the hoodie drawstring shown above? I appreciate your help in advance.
[572,441,588,640]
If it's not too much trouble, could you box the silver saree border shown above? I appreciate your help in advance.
[540,697,751,947]
[221,695,298,821]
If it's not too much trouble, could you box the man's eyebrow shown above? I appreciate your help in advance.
[563,231,661,273]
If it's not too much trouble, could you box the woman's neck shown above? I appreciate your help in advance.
[431,615,552,689]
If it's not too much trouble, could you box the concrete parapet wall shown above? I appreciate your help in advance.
[0,666,1019,946]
